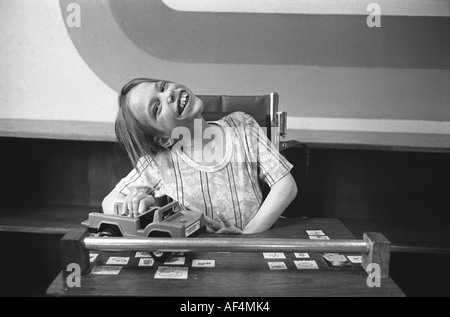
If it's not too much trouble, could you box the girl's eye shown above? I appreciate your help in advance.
[154,103,160,116]
[161,82,167,91]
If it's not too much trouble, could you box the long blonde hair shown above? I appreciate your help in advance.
[115,78,168,171]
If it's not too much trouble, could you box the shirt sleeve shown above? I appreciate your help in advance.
[243,113,293,187]
[114,156,163,196]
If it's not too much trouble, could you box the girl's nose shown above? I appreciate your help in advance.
[167,90,175,103]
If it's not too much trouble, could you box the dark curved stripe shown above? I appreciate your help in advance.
[107,0,449,69]
[59,0,449,86]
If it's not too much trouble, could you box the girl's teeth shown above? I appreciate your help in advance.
[180,92,188,107]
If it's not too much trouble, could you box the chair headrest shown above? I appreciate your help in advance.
[198,95,271,127]
[202,112,269,128]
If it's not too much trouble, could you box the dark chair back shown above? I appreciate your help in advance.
[198,93,279,142]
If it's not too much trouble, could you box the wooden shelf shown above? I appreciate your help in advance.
[0,119,115,142]
[340,217,450,254]
[1,118,449,152]
[286,129,450,153]
[0,205,96,235]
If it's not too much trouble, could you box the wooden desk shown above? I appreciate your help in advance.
[46,218,404,297]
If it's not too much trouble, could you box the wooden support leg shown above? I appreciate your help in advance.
[362,232,391,279]
[61,228,90,277]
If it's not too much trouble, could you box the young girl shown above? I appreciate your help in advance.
[102,78,297,234]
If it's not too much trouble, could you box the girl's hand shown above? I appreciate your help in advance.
[122,189,155,217]
[204,213,243,235]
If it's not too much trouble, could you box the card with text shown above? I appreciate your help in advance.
[89,253,99,263]
[263,252,286,259]
[138,258,155,267]
[322,253,353,268]
[135,251,152,258]
[154,266,188,279]
[306,230,325,236]
[192,259,215,267]
[347,255,362,264]
[106,257,130,265]
[90,265,122,275]
[294,260,319,270]
[268,262,288,270]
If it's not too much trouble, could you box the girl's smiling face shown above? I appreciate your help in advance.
[127,80,204,138]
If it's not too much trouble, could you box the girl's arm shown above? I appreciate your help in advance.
[102,188,126,215]
[242,172,298,234]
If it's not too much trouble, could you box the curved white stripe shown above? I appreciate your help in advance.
[0,0,117,122]
[287,117,450,134]
[162,0,450,17]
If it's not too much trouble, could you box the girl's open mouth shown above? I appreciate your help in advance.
[178,91,189,115]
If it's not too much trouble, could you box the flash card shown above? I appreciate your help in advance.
[268,262,287,270]
[192,259,215,267]
[154,266,188,279]
[306,230,325,236]
[294,253,310,259]
[347,255,362,264]
[89,253,99,263]
[164,257,186,265]
[90,265,122,275]
[322,253,352,268]
[309,235,330,240]
[322,253,347,262]
[263,252,286,259]
[294,260,319,270]
[106,257,130,265]
[135,251,152,258]
[138,258,154,267]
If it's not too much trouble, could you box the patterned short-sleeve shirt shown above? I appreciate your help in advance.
[115,112,293,230]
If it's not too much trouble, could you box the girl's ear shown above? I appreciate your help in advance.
[154,136,174,148]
